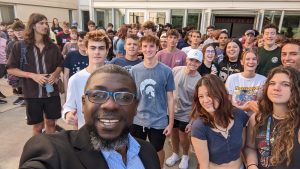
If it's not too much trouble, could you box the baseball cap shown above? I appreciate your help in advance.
[245,29,255,36]
[187,49,203,62]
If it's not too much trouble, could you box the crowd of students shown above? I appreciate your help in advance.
[0,12,300,169]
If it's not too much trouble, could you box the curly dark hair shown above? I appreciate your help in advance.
[255,66,300,166]
[190,74,234,128]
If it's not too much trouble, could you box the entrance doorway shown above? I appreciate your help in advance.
[126,9,170,25]
[214,16,255,38]
[82,11,90,31]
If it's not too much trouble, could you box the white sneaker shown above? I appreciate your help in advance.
[179,155,189,169]
[165,153,180,167]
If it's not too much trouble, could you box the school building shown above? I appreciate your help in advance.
[0,0,300,38]
[82,0,300,38]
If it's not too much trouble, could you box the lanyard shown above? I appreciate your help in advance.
[266,115,272,151]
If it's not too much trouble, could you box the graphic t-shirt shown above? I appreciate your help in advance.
[256,47,281,77]
[156,48,187,68]
[63,51,89,77]
[130,62,175,129]
[62,42,79,56]
[218,59,243,82]
[256,117,300,169]
[225,73,266,107]
[110,57,142,72]
[57,33,70,49]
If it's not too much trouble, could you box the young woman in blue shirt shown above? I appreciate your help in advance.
[191,74,249,169]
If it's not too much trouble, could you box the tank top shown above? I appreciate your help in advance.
[255,116,300,169]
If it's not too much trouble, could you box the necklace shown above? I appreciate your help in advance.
[214,125,228,134]
[272,113,288,119]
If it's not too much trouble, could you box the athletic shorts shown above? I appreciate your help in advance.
[173,119,189,132]
[25,96,61,125]
[130,124,166,152]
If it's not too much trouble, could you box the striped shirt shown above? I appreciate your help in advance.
[101,134,145,169]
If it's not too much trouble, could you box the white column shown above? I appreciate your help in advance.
[259,9,265,33]
[112,8,115,28]
[183,9,187,27]
[89,0,94,21]
[278,10,285,33]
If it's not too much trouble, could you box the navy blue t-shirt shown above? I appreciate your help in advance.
[110,57,142,72]
[63,50,89,77]
[191,108,249,165]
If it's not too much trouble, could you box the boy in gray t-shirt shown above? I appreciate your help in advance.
[165,49,202,169]
[130,35,175,168]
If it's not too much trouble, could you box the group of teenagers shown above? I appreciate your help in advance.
[3,12,300,169]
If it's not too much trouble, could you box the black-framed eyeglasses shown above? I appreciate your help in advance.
[85,90,136,105]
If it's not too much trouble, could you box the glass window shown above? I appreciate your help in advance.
[187,9,202,30]
[129,12,144,24]
[281,12,300,39]
[0,5,14,22]
[82,11,90,31]
[115,9,125,30]
[171,9,184,29]
[149,12,166,25]
[263,10,281,28]
[95,9,112,28]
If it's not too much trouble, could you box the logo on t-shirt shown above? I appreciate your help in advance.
[271,56,279,63]
[140,79,156,99]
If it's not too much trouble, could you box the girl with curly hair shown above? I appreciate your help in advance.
[244,66,300,169]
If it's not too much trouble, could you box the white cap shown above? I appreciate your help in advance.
[187,49,203,62]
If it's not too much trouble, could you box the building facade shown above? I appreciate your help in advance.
[0,0,78,26]
[82,0,300,38]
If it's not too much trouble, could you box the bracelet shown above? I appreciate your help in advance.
[247,164,258,169]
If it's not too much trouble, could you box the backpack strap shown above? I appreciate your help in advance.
[19,40,28,70]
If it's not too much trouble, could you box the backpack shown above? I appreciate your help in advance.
[7,40,27,88]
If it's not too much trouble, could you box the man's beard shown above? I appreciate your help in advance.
[87,123,130,151]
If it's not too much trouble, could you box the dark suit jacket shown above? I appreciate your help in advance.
[19,126,160,169]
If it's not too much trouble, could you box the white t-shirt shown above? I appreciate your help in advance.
[225,73,266,107]
[62,68,90,128]
[181,46,201,55]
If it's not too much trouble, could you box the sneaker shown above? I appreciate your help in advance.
[19,99,26,106]
[0,99,7,104]
[165,153,180,167]
[13,97,25,105]
[0,91,6,98]
[179,155,189,169]
[13,97,22,105]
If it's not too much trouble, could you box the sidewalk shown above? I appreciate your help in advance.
[0,78,20,113]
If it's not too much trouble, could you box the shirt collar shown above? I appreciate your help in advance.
[101,134,141,160]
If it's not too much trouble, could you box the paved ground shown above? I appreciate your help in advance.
[0,78,198,169]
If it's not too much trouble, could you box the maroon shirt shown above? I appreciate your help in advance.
[156,48,187,68]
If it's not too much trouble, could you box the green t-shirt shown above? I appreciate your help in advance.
[256,46,281,76]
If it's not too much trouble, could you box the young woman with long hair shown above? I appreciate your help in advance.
[198,44,219,76]
[225,50,266,116]
[51,18,62,34]
[113,25,128,57]
[191,74,249,169]
[245,66,300,169]
[218,39,243,82]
